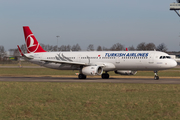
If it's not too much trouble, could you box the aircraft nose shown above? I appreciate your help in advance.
[170,60,177,68]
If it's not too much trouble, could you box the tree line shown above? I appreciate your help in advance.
[0,42,168,57]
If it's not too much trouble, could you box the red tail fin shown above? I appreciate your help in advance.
[23,26,46,53]
[126,48,128,51]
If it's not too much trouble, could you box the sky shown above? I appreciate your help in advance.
[0,0,180,51]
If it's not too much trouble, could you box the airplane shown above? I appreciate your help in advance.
[17,26,177,80]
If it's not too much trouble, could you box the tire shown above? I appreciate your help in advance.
[101,73,109,79]
[83,75,86,79]
[154,76,159,80]
[78,74,86,79]
[105,74,109,79]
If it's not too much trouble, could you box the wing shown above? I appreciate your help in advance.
[41,59,88,66]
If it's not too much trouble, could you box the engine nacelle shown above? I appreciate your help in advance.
[115,70,137,75]
[82,66,103,76]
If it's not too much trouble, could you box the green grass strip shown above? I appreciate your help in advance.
[0,82,180,119]
[0,68,180,77]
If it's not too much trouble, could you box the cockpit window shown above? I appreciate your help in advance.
[167,56,170,58]
[159,56,171,59]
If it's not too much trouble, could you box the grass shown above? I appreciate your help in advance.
[0,61,38,66]
[0,68,77,76]
[0,82,180,119]
[0,62,180,77]
[0,68,180,77]
[0,63,180,119]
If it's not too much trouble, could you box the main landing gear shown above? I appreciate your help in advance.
[78,67,86,79]
[154,71,159,80]
[78,74,86,79]
[101,72,109,79]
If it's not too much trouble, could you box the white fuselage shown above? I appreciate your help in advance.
[25,51,177,71]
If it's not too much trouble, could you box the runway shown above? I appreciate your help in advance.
[0,77,180,84]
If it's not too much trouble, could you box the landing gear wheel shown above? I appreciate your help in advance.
[154,71,159,80]
[101,73,109,79]
[78,74,86,79]
[154,76,159,80]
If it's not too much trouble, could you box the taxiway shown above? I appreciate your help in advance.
[0,77,180,84]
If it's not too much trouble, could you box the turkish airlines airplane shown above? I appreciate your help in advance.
[18,26,177,80]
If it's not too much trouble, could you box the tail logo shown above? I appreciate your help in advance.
[26,34,39,53]
[28,37,36,48]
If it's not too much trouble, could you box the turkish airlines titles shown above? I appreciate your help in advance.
[105,53,149,57]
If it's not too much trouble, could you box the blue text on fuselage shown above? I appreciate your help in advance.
[105,53,149,57]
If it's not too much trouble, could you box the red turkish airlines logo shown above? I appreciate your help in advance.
[26,34,39,53]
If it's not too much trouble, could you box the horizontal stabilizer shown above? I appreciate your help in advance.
[17,45,33,59]
[17,45,24,56]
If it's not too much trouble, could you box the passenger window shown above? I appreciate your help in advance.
[163,56,165,59]
[160,56,162,59]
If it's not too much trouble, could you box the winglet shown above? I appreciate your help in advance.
[17,45,25,56]
[126,48,128,51]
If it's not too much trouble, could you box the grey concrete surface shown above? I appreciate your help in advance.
[0,77,180,84]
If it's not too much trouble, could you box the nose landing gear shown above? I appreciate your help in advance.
[154,71,159,80]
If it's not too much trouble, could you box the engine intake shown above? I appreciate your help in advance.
[82,66,103,76]
[115,70,137,75]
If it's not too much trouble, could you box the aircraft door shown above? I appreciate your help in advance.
[76,54,81,62]
[116,57,120,64]
[149,53,154,64]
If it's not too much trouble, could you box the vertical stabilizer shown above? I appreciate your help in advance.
[23,26,46,53]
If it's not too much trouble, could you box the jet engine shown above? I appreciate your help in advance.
[115,70,137,75]
[82,66,103,76]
